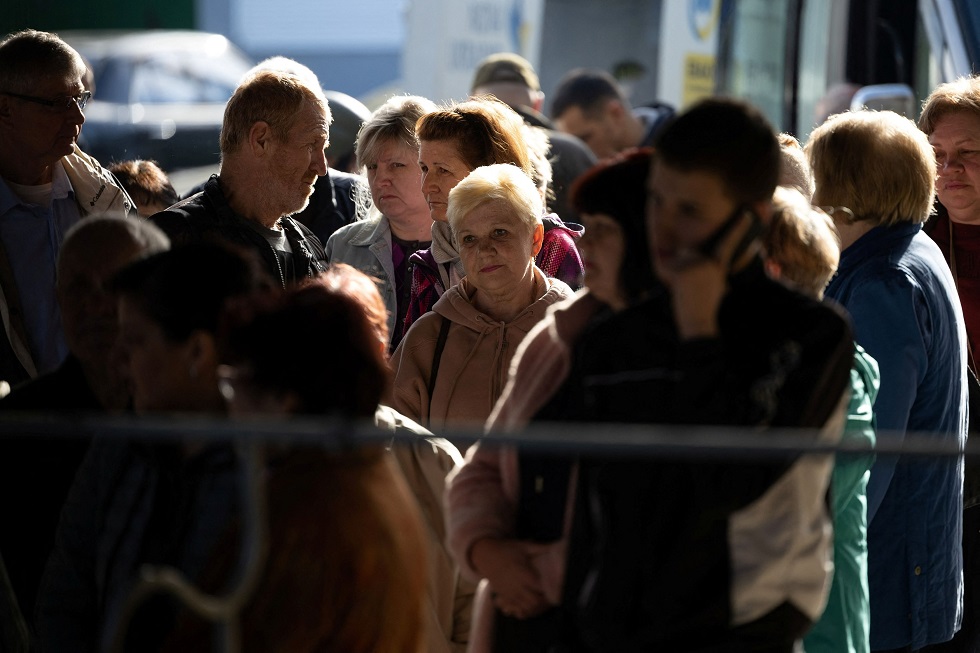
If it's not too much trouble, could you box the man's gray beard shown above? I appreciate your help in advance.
[282,190,313,219]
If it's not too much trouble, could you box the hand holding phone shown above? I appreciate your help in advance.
[668,205,763,339]
[695,204,764,269]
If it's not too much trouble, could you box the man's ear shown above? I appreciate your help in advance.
[531,90,545,113]
[751,199,774,225]
[531,222,544,258]
[185,330,218,381]
[248,121,273,157]
[605,98,628,123]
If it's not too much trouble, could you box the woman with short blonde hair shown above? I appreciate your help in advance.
[806,110,935,227]
[406,98,583,335]
[391,163,571,431]
[446,163,543,235]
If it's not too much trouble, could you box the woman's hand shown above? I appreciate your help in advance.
[470,537,551,619]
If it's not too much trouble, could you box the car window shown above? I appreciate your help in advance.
[91,58,133,104]
[131,50,250,104]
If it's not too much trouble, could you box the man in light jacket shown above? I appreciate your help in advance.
[0,29,134,388]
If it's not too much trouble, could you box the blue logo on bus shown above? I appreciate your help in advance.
[688,0,720,42]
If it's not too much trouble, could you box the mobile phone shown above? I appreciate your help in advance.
[695,205,763,268]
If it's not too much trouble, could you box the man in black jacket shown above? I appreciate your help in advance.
[151,68,330,287]
[552,98,854,653]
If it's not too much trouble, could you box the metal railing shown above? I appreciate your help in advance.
[1,411,970,652]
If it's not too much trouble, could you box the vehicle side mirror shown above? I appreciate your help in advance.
[849,83,916,118]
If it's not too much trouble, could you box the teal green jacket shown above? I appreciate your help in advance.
[804,344,879,653]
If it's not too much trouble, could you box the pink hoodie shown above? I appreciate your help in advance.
[445,290,602,652]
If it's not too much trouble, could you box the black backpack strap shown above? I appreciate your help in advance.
[426,316,452,403]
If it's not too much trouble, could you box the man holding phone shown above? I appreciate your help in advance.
[550,98,854,652]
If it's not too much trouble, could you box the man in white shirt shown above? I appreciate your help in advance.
[0,29,133,387]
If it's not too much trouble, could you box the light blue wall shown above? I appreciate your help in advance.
[197,0,403,99]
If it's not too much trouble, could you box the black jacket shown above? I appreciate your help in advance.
[548,261,853,652]
[0,356,99,627]
[152,176,327,287]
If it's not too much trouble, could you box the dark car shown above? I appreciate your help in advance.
[61,30,254,171]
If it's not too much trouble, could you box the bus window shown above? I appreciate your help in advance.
[796,0,849,141]
[719,0,793,130]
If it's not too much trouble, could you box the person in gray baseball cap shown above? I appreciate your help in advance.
[470,52,595,223]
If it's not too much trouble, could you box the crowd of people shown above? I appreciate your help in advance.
[0,25,977,653]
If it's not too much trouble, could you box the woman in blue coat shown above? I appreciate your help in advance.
[807,110,969,652]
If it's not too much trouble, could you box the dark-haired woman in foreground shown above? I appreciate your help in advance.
[198,279,429,653]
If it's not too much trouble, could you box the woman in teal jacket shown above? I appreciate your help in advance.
[765,187,880,653]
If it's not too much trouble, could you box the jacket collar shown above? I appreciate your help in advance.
[838,222,921,271]
[203,175,320,282]
[347,215,391,247]
[0,149,126,215]
[62,149,134,216]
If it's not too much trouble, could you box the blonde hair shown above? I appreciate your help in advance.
[220,69,329,156]
[778,133,815,202]
[766,186,840,299]
[918,75,980,135]
[447,164,542,238]
[805,110,936,226]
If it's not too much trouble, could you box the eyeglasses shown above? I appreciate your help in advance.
[1,90,92,111]
[816,206,856,220]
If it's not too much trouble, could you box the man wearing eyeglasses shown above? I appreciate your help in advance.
[0,29,134,389]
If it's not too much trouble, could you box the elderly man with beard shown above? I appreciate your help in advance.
[151,68,330,287]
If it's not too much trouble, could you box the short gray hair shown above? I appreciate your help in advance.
[220,69,329,156]
[355,95,436,170]
[0,29,86,93]
[353,94,436,220]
